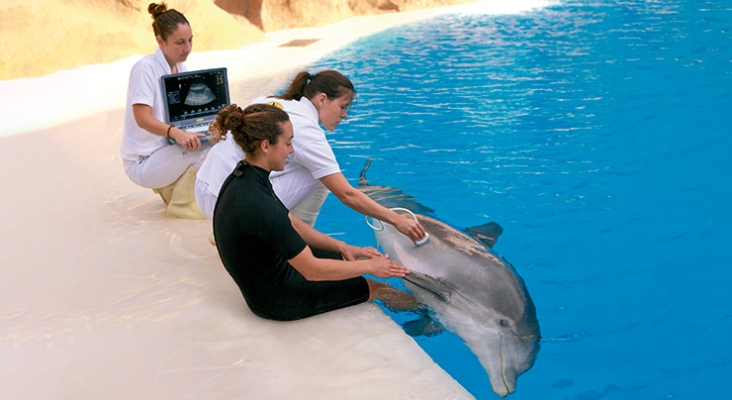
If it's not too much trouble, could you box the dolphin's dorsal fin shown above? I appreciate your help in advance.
[465,222,504,249]
[357,159,435,215]
[403,272,452,303]
[358,157,374,186]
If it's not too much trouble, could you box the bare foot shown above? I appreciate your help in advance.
[366,279,423,311]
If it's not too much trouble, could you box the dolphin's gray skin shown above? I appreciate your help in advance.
[358,159,540,397]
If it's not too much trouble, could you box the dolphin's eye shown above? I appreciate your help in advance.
[499,319,510,328]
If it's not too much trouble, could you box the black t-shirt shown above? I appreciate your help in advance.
[213,161,369,321]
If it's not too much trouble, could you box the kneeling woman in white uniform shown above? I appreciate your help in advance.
[196,70,426,242]
[212,103,411,321]
[119,2,212,219]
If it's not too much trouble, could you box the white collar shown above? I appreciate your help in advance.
[153,47,183,74]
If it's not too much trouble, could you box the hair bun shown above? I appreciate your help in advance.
[148,2,168,18]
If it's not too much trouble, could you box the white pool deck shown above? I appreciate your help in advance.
[0,1,551,398]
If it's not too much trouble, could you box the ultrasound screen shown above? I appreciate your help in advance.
[163,68,229,122]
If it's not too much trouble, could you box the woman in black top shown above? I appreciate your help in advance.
[213,103,410,321]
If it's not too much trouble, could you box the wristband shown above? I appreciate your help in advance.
[166,125,173,139]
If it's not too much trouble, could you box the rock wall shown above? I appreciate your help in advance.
[0,0,472,81]
[215,0,474,32]
[0,0,264,81]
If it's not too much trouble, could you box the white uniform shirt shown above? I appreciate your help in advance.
[119,48,187,161]
[196,96,341,209]
[196,132,245,198]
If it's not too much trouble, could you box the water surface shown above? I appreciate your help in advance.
[279,0,732,398]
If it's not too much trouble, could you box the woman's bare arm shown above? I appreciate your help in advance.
[132,103,205,150]
[320,172,426,242]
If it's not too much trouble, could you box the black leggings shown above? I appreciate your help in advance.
[246,248,370,321]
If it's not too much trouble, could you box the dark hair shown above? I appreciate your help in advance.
[148,2,189,41]
[277,70,356,103]
[213,104,290,154]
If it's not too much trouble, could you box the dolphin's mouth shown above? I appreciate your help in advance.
[513,333,541,340]
[498,336,514,397]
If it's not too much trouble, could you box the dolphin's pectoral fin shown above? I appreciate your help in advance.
[403,272,452,303]
[465,221,504,249]
[402,312,445,337]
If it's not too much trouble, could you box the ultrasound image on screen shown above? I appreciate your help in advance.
[164,69,229,122]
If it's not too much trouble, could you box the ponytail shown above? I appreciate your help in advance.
[212,104,290,154]
[277,70,356,102]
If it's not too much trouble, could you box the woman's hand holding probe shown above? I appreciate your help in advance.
[392,214,427,243]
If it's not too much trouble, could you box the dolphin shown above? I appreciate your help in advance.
[358,159,541,397]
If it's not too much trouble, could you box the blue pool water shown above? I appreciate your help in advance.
[275,0,732,398]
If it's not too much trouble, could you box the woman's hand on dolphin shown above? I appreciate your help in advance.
[393,214,427,243]
[369,254,409,279]
[340,245,382,261]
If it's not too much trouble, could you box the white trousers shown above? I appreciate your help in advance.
[270,166,324,210]
[124,142,212,189]
[194,179,217,221]
[288,186,330,227]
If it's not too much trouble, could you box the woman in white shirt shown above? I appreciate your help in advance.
[119,2,211,219]
[196,70,426,242]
